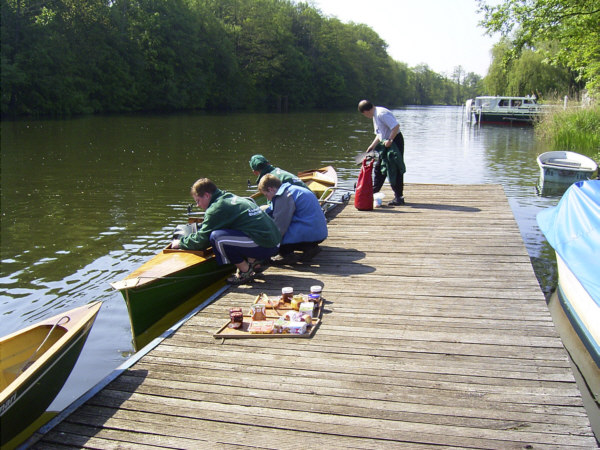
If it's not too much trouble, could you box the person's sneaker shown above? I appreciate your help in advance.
[271,253,300,266]
[388,197,405,206]
[301,246,321,261]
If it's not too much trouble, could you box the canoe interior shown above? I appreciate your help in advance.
[0,302,101,448]
[1,326,67,391]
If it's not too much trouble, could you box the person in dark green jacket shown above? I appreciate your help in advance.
[249,154,308,189]
[172,178,281,285]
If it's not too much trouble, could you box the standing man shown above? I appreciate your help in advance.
[171,178,281,285]
[358,100,406,206]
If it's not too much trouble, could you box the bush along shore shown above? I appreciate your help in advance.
[535,105,600,167]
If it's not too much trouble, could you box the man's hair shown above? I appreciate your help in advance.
[191,178,217,197]
[258,173,282,192]
[358,99,374,113]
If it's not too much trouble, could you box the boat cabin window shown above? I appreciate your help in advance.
[512,100,522,107]
[523,99,535,105]
[498,99,510,107]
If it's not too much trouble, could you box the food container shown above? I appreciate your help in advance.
[310,285,322,301]
[291,295,305,311]
[248,320,274,334]
[281,287,294,303]
[299,301,315,316]
[228,307,243,329]
[284,321,307,335]
[250,303,266,321]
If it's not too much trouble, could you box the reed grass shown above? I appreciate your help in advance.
[535,106,600,160]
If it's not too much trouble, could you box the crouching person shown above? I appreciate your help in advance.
[258,174,327,265]
[172,178,281,285]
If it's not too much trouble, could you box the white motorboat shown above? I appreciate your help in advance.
[467,95,548,124]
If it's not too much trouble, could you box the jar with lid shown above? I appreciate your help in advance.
[309,285,322,301]
[281,286,293,303]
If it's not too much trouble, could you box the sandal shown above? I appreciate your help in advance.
[226,267,255,285]
[249,258,271,274]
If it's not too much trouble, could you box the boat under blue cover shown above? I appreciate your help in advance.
[537,180,600,366]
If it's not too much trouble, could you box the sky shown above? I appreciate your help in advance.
[310,0,500,77]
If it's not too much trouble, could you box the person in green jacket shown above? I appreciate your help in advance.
[172,178,281,285]
[249,154,308,189]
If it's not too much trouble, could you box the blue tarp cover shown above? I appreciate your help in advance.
[537,180,600,308]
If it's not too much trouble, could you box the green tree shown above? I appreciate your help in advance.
[477,0,600,96]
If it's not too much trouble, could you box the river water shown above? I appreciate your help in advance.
[0,106,577,416]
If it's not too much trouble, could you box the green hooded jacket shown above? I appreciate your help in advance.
[375,141,406,186]
[180,189,281,250]
[256,165,308,189]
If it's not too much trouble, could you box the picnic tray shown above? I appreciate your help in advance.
[214,293,323,339]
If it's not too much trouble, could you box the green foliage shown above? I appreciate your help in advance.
[1,0,477,116]
[484,38,574,97]
[535,106,600,153]
[478,0,600,97]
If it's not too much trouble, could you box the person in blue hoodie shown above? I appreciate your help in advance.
[258,174,328,265]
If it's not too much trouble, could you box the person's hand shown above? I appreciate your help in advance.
[171,239,181,249]
[384,139,392,148]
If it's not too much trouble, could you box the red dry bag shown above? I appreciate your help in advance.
[354,157,374,210]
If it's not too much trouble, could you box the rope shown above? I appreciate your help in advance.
[21,315,70,372]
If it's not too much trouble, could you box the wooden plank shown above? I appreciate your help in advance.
[32,184,597,448]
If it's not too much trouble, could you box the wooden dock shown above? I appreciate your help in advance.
[33,184,597,448]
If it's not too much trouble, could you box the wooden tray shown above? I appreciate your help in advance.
[213,293,324,339]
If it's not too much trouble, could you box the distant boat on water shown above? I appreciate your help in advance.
[466,95,549,125]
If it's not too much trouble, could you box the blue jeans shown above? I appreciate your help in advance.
[210,229,279,265]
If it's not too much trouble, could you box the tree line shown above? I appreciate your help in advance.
[1,0,485,117]
[478,0,599,100]
[2,0,591,118]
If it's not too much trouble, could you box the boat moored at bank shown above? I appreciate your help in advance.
[466,96,548,124]
[537,180,600,402]
[537,150,598,184]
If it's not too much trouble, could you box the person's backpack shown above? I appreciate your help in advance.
[354,157,374,210]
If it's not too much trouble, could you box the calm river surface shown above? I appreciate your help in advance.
[0,106,567,412]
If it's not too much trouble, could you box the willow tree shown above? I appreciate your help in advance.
[477,0,600,96]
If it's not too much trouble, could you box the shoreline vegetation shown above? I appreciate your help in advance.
[0,0,485,118]
[3,0,595,119]
[535,106,600,164]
